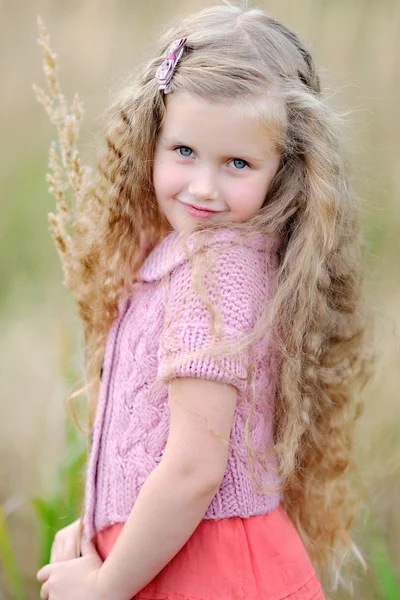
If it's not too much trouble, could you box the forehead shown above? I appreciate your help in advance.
[160,92,282,156]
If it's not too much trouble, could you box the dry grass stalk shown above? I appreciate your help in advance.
[33,16,92,291]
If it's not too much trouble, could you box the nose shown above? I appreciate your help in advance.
[187,166,220,202]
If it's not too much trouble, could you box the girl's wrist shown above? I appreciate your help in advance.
[97,563,129,600]
[97,566,115,600]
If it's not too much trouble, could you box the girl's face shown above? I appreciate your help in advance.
[153,92,281,233]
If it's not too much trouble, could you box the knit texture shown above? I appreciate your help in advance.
[83,227,281,541]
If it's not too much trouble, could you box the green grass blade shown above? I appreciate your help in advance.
[31,497,59,567]
[370,535,400,600]
[0,506,26,600]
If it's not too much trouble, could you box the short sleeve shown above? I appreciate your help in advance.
[157,240,270,395]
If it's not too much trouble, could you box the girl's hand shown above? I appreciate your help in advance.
[37,539,106,600]
[50,518,81,563]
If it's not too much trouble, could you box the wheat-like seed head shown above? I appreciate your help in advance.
[33,16,93,298]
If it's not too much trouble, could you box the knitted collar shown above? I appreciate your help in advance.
[136,227,281,282]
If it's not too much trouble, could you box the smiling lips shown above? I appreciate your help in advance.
[181,202,223,219]
[187,203,220,212]
[180,200,223,215]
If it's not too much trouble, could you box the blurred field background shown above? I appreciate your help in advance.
[0,0,399,598]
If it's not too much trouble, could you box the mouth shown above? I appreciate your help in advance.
[179,201,223,218]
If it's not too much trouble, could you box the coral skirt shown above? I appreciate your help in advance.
[95,504,325,600]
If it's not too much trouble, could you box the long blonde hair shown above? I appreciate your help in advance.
[43,2,375,588]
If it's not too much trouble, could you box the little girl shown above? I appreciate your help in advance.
[36,3,374,600]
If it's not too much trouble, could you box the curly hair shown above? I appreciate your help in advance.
[54,2,375,588]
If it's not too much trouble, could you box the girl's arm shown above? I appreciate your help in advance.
[97,377,237,600]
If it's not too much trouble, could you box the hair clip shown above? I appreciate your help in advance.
[155,37,187,94]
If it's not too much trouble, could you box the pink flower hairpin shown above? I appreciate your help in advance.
[155,37,187,94]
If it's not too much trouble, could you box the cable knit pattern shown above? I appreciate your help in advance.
[82,228,281,541]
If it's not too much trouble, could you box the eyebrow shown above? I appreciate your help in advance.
[160,136,267,165]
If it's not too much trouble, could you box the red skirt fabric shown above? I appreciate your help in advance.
[95,504,325,600]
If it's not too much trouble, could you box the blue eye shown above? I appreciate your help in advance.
[231,158,248,170]
[177,146,193,157]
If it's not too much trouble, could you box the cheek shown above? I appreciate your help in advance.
[153,158,185,199]
[225,177,267,216]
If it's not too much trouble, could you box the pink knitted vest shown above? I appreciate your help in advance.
[83,228,281,541]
